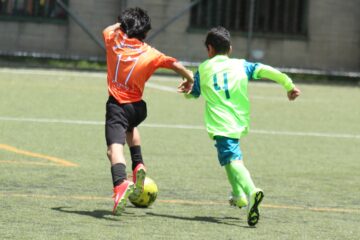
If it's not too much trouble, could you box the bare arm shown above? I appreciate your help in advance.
[171,61,193,82]
[172,62,194,93]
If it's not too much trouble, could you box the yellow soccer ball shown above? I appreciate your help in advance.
[129,177,158,208]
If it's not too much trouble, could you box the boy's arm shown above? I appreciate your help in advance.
[254,64,301,101]
[178,71,200,99]
[172,62,194,94]
[172,62,194,83]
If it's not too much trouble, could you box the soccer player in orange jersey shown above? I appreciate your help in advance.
[103,7,193,215]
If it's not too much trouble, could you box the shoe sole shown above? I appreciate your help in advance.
[247,191,264,226]
[113,184,135,215]
[133,168,146,198]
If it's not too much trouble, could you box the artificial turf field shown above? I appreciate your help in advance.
[0,68,359,240]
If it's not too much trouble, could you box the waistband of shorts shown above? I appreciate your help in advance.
[108,95,144,106]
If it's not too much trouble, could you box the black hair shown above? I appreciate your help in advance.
[117,7,151,41]
[205,26,231,54]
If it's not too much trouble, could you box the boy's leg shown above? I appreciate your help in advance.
[227,160,264,226]
[226,160,255,195]
[215,136,264,226]
[126,127,144,170]
[126,127,146,198]
[105,98,136,215]
[215,137,248,207]
[125,100,148,198]
[107,143,134,215]
[224,164,248,208]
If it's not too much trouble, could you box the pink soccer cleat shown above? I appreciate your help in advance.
[132,163,146,198]
[112,180,134,215]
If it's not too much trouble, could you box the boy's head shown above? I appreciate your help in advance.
[205,26,231,57]
[118,7,151,41]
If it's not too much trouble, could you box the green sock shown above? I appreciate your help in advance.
[224,164,245,197]
[226,160,256,195]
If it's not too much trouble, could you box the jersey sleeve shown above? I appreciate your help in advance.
[186,71,201,98]
[244,61,263,80]
[151,49,177,69]
[255,64,295,91]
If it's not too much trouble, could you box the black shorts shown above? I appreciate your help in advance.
[105,96,147,146]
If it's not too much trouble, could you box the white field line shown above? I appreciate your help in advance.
[0,67,320,102]
[146,82,177,93]
[0,116,359,139]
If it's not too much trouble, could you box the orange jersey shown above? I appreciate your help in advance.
[103,27,177,103]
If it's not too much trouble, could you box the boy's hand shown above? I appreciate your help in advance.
[287,86,301,101]
[177,69,194,94]
[104,23,121,33]
[171,63,194,93]
[177,79,193,94]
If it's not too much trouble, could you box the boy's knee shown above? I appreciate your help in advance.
[107,146,118,160]
[106,148,113,160]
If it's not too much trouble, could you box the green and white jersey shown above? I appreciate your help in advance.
[188,55,294,139]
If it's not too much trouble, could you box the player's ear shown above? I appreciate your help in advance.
[229,45,232,55]
[207,45,216,58]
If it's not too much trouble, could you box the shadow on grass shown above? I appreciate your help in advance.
[52,207,255,227]
[51,207,134,221]
[146,212,251,228]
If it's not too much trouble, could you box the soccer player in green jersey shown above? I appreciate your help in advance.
[178,26,301,226]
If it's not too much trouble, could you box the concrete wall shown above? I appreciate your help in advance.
[0,0,123,58]
[304,0,359,71]
[0,0,359,71]
[129,0,359,72]
[248,0,360,71]
[66,0,124,57]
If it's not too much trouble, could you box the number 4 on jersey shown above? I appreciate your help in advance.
[213,72,230,99]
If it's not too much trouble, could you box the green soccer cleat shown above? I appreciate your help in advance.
[247,188,264,227]
[229,193,248,209]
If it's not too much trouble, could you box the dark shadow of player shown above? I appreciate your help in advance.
[146,212,252,228]
[51,206,135,221]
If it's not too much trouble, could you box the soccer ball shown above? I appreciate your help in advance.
[129,177,158,208]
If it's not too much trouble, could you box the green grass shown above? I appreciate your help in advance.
[0,68,359,240]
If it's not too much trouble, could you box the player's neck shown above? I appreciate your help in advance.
[209,53,229,59]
